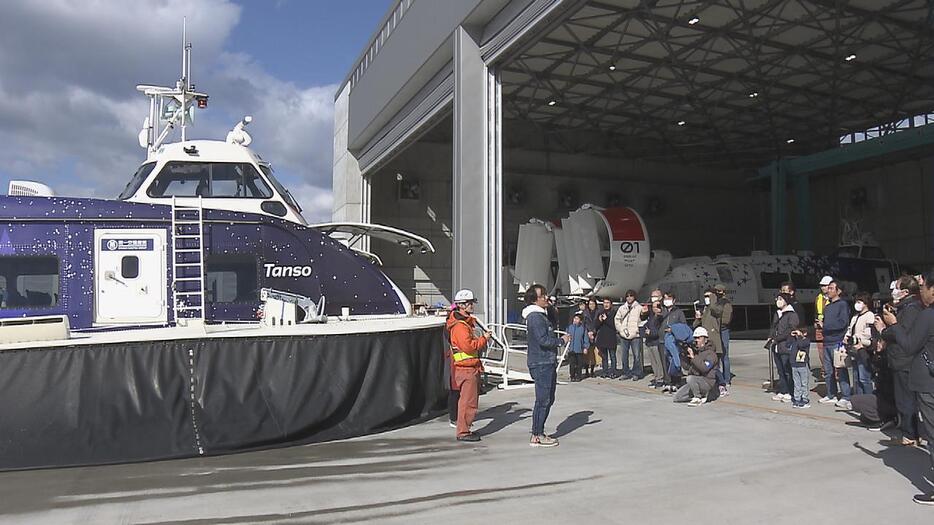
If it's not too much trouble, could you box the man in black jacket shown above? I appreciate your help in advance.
[883,276,923,445]
[594,297,619,378]
[879,269,934,506]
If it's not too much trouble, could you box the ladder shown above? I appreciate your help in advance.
[171,197,206,326]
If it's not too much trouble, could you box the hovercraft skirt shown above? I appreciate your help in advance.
[0,324,445,470]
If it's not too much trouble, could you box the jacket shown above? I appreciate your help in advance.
[445,310,487,369]
[709,297,733,329]
[594,305,618,349]
[770,306,799,354]
[790,335,811,368]
[886,296,923,371]
[566,323,590,354]
[689,342,719,387]
[642,309,662,343]
[693,306,724,355]
[790,299,805,325]
[883,304,934,393]
[845,311,875,350]
[524,304,562,367]
[821,298,850,347]
[614,301,641,339]
[582,307,599,335]
[660,305,686,334]
[816,293,828,322]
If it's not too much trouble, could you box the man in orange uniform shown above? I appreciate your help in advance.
[446,289,491,442]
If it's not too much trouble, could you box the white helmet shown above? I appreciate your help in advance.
[454,289,477,303]
[692,327,709,339]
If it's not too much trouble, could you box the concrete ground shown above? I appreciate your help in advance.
[1,340,932,524]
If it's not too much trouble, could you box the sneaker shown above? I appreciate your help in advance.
[721,386,731,397]
[782,393,792,402]
[835,399,853,410]
[865,422,885,431]
[457,433,480,442]
[529,434,559,447]
[879,419,898,432]
[449,421,457,428]
[648,380,657,388]
[772,394,785,401]
[913,493,934,506]
[800,403,811,408]
[883,436,919,447]
[618,374,632,381]
[818,396,836,404]
[792,402,802,409]
[687,397,706,407]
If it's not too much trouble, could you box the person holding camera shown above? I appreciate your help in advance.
[709,284,734,390]
[845,291,876,397]
[767,293,799,402]
[660,292,687,390]
[673,327,720,406]
[594,297,619,378]
[876,269,934,506]
[643,291,669,388]
[615,290,643,380]
[881,276,923,445]
[818,281,852,408]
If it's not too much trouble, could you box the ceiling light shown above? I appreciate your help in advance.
[748,91,759,98]
[786,138,795,144]
[677,120,686,126]
[547,99,557,106]
[608,64,616,71]
[688,17,700,25]
[845,54,856,62]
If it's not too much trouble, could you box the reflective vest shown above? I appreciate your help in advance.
[448,318,484,368]
[816,294,828,321]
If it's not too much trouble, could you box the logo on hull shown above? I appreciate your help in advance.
[263,263,313,278]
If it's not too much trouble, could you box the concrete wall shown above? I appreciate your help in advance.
[800,154,934,269]
[369,138,767,309]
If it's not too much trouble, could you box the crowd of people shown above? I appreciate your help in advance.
[564,286,734,407]
[445,272,934,505]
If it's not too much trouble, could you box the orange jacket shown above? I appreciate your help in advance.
[446,310,487,369]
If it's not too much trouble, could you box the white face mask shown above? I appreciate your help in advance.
[704,297,711,305]
[651,296,661,303]
[775,300,785,309]
[663,299,674,307]
[854,301,865,312]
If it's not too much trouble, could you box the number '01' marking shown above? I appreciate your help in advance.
[620,242,640,254]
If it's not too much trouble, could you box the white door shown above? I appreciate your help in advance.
[94,229,167,324]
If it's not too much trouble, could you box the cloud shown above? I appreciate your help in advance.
[0,0,336,222]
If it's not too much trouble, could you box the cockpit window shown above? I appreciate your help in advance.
[146,162,274,198]
[259,164,302,213]
[118,162,156,200]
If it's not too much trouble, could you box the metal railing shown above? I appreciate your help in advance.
[478,321,570,389]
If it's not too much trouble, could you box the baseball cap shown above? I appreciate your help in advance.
[819,275,834,286]
[713,284,727,293]
[693,327,709,338]
[453,289,476,303]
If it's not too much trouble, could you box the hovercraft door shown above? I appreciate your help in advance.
[94,229,167,324]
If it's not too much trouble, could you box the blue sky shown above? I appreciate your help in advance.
[0,0,393,222]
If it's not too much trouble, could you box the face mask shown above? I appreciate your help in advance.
[854,301,865,312]
[704,297,711,305]
[775,300,785,309]
[663,299,674,307]
[651,296,661,303]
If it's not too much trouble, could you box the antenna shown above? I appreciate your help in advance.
[135,18,209,157]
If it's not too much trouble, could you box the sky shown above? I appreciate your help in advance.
[0,0,393,222]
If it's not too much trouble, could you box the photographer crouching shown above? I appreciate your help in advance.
[673,327,719,407]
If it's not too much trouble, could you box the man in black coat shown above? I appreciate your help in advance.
[883,276,924,445]
[879,270,934,506]
[594,297,619,378]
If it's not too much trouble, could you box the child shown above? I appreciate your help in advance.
[566,313,590,382]
[790,325,812,408]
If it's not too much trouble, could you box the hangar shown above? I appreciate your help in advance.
[332,0,934,324]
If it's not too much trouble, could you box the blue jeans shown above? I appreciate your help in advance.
[792,366,810,404]
[721,328,731,384]
[822,344,851,400]
[773,350,793,395]
[620,338,643,377]
[853,358,873,395]
[529,364,557,436]
[600,346,617,375]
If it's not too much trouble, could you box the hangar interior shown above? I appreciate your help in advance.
[334,0,934,323]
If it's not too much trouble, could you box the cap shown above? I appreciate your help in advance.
[819,275,834,286]
[453,289,476,303]
[713,284,727,293]
[693,327,709,338]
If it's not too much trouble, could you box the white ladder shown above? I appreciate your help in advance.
[171,196,206,326]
